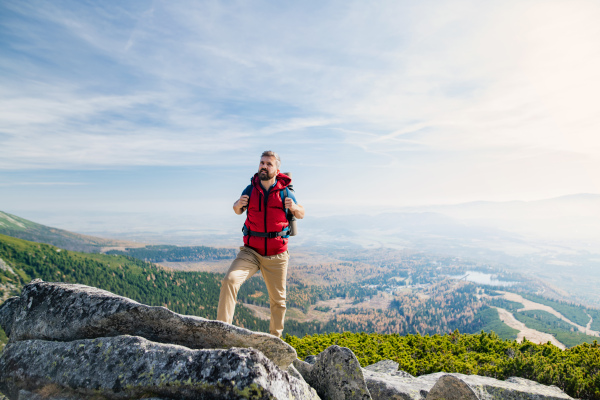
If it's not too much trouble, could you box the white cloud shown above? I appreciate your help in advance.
[1,0,599,204]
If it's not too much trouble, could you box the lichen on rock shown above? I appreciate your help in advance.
[0,335,318,400]
[293,345,372,400]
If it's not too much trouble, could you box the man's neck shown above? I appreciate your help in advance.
[260,177,277,191]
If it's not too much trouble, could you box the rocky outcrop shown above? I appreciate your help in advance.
[0,279,295,369]
[293,345,371,400]
[0,280,577,400]
[0,280,317,400]
[363,360,414,378]
[290,346,574,400]
[362,369,574,400]
[0,335,318,400]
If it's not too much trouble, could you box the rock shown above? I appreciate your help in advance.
[287,365,306,383]
[463,373,573,399]
[0,335,320,400]
[361,371,574,400]
[363,369,431,400]
[0,296,18,337]
[305,355,318,364]
[293,345,371,400]
[426,375,479,400]
[364,360,400,374]
[1,280,296,369]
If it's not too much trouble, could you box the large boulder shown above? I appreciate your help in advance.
[426,375,478,400]
[293,345,371,400]
[456,373,574,400]
[362,369,431,400]
[363,360,414,378]
[0,335,319,400]
[0,280,296,369]
[361,366,574,400]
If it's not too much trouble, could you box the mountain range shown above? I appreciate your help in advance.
[0,211,139,253]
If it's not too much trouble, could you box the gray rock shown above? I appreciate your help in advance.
[1,280,296,369]
[0,296,19,338]
[434,373,573,399]
[0,335,320,400]
[287,364,306,383]
[363,360,414,379]
[364,360,414,378]
[305,355,318,364]
[426,375,479,400]
[362,371,574,400]
[363,369,431,400]
[364,360,400,374]
[293,345,371,400]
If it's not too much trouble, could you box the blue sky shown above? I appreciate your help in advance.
[1,0,599,235]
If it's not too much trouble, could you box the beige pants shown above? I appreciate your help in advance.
[217,246,289,337]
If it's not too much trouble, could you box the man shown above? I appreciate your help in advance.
[217,150,305,337]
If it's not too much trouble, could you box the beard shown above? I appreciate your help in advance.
[259,169,276,180]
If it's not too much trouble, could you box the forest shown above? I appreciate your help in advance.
[106,244,237,262]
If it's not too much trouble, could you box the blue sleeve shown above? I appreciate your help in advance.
[287,189,297,203]
[242,185,252,197]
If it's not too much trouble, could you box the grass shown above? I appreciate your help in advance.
[475,307,519,340]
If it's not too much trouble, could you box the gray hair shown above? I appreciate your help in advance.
[261,150,281,169]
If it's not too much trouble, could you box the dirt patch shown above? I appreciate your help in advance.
[495,307,566,349]
[499,291,599,336]
[158,260,232,273]
[243,303,270,320]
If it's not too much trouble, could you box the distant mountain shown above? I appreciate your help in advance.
[0,211,140,253]
[400,193,600,245]
[300,193,600,251]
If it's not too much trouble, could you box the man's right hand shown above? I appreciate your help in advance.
[234,195,250,214]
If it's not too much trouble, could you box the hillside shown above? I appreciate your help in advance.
[0,211,140,253]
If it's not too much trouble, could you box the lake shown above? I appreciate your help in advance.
[449,271,517,286]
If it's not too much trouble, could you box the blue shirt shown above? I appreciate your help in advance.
[241,180,297,203]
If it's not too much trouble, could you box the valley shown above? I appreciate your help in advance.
[2,210,600,351]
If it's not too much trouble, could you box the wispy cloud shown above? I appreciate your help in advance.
[0,182,88,187]
[1,0,599,206]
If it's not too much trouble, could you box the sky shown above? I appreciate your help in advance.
[1,0,599,235]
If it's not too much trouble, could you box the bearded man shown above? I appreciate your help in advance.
[216,150,305,337]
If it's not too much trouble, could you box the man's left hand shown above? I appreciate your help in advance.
[284,197,296,212]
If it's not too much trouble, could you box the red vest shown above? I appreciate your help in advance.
[243,173,291,256]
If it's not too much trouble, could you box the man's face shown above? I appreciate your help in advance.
[258,156,279,180]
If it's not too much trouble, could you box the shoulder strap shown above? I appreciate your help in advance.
[280,187,289,215]
[242,184,253,214]
[242,184,252,195]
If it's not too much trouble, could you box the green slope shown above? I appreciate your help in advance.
[0,211,134,252]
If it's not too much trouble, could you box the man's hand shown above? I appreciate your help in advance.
[233,195,250,215]
[285,197,305,219]
[284,197,296,212]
